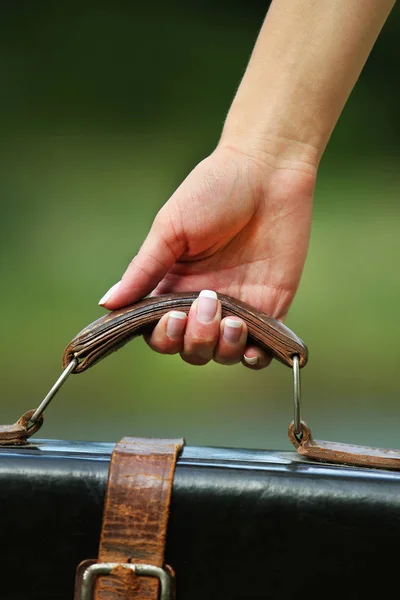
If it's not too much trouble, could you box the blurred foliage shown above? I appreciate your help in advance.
[0,1,399,450]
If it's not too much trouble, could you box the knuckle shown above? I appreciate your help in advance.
[185,334,218,350]
[164,344,182,355]
[214,343,244,364]
[214,355,240,366]
[180,353,210,366]
[147,337,181,355]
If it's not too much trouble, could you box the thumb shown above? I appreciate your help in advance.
[98,211,186,309]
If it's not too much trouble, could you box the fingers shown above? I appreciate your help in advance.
[145,290,271,369]
[179,291,221,365]
[242,345,272,370]
[144,310,188,355]
[213,317,248,366]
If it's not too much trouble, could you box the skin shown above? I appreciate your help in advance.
[99,0,395,369]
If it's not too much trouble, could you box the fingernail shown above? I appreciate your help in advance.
[223,318,242,344]
[244,354,258,365]
[197,290,218,323]
[98,281,121,306]
[166,311,187,339]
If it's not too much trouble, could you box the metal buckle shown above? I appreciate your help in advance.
[78,562,174,600]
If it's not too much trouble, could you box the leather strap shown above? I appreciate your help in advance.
[74,436,184,600]
[62,292,308,372]
[0,409,43,445]
[288,421,400,470]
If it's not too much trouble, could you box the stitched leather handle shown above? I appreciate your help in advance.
[63,292,308,373]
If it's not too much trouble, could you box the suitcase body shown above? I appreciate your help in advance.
[3,295,397,599]
[2,437,400,600]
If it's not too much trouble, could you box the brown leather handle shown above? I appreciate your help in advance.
[62,292,308,373]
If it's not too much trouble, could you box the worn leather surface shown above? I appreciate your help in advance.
[289,420,400,469]
[1,440,400,600]
[92,437,184,600]
[0,409,43,445]
[62,292,308,372]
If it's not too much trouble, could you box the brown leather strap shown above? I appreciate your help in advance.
[0,409,43,446]
[62,292,308,372]
[75,436,184,600]
[288,421,400,470]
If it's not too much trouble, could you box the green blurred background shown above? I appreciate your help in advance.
[1,1,399,450]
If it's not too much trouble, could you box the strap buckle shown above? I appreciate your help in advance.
[77,562,175,600]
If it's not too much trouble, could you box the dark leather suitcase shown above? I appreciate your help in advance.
[2,439,400,600]
[1,293,399,600]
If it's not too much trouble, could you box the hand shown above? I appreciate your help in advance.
[99,145,316,369]
[98,0,393,368]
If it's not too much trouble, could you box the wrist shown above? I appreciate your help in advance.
[213,132,317,219]
[219,108,321,178]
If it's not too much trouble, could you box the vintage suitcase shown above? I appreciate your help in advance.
[1,293,400,600]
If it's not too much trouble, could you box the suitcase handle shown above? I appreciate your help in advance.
[60,292,398,472]
[7,292,305,444]
[61,292,308,374]
[5,293,400,472]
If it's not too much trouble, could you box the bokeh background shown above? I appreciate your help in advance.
[1,1,399,451]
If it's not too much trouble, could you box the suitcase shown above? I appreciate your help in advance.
[1,293,399,600]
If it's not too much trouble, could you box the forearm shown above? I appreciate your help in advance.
[220,0,395,170]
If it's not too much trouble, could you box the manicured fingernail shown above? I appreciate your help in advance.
[223,318,242,344]
[197,290,218,323]
[166,311,187,339]
[244,355,258,365]
[98,281,121,306]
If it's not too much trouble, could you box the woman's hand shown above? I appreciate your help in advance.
[99,144,316,369]
[98,0,394,369]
